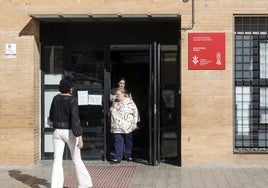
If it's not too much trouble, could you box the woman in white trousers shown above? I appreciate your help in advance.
[49,76,92,188]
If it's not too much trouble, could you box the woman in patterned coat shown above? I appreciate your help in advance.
[109,87,139,164]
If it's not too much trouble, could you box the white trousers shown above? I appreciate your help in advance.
[51,129,93,188]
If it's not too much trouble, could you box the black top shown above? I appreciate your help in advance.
[49,94,82,137]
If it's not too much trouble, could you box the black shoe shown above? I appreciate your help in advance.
[110,159,121,164]
[127,157,133,162]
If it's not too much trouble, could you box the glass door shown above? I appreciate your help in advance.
[147,43,181,165]
[159,44,180,165]
[149,42,161,165]
[41,43,106,160]
[70,43,105,160]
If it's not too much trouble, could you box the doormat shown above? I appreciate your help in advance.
[64,165,136,188]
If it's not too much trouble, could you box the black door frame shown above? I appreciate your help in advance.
[106,43,162,165]
[150,42,161,165]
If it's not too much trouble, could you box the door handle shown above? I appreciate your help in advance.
[154,104,157,114]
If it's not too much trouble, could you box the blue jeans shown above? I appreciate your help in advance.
[114,133,133,161]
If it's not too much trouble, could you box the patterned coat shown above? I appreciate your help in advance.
[110,98,139,134]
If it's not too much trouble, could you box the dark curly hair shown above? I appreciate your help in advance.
[59,76,74,94]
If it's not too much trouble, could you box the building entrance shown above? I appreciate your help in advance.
[109,44,180,165]
[40,17,181,165]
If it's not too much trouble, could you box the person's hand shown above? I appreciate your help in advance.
[77,136,83,149]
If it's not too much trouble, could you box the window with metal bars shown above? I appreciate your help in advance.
[235,16,268,153]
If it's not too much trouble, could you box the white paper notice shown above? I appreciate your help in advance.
[110,94,116,102]
[78,91,89,105]
[88,95,102,105]
[6,43,16,58]
[44,74,62,85]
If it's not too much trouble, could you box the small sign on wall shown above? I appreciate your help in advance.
[188,33,225,70]
[5,43,16,58]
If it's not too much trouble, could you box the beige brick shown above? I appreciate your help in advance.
[1,0,268,165]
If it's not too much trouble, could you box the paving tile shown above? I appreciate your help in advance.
[233,168,256,188]
[200,168,218,188]
[2,161,268,188]
[211,168,231,188]
[179,168,193,188]
[190,167,205,188]
[253,167,268,187]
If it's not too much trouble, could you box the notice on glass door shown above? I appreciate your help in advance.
[78,90,89,105]
[88,95,102,105]
[78,91,102,105]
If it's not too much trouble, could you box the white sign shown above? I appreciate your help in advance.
[44,74,62,85]
[88,95,102,105]
[78,91,89,105]
[110,94,116,102]
[5,43,16,58]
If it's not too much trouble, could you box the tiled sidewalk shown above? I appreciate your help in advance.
[1,160,268,188]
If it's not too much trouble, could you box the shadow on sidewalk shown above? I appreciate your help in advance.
[8,170,50,188]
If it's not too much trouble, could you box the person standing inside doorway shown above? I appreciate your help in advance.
[110,78,131,102]
[108,78,130,161]
[49,76,93,188]
[109,87,139,164]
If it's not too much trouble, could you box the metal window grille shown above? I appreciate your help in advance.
[234,16,268,153]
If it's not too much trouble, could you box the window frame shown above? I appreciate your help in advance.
[234,16,268,153]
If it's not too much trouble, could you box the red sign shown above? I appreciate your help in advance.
[188,33,225,70]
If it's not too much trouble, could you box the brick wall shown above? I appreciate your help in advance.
[0,34,39,164]
[1,0,268,165]
[0,10,40,164]
[181,0,268,166]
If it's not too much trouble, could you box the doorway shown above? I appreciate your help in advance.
[109,44,180,165]
[40,18,181,165]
